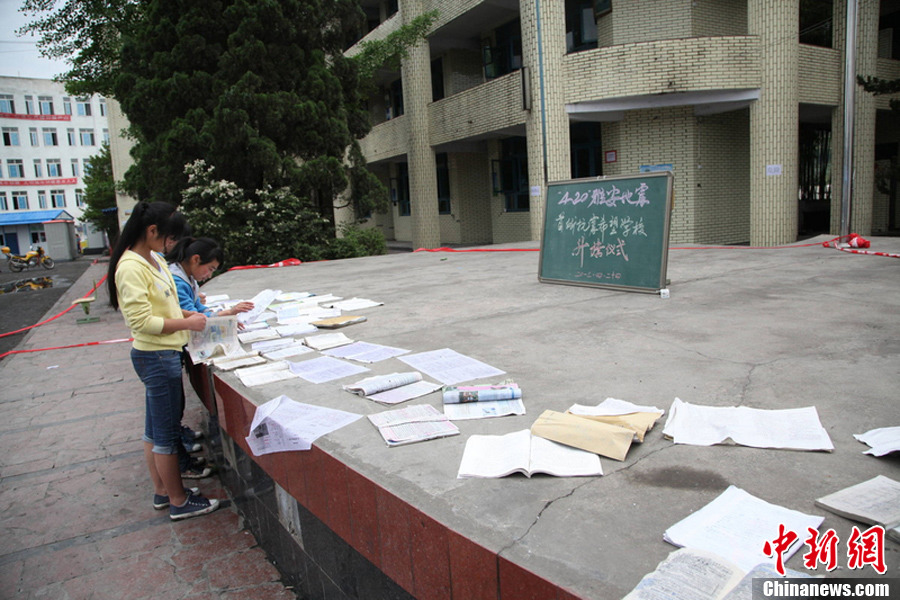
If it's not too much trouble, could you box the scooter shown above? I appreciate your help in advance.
[2,246,55,272]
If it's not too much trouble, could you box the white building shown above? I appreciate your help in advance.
[0,76,110,260]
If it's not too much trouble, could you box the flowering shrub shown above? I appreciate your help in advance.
[181,160,333,267]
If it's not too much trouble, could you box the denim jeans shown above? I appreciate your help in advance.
[131,348,183,455]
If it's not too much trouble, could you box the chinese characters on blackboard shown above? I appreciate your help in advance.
[540,172,672,292]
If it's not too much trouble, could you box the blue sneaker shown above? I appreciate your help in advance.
[182,425,203,441]
[169,492,219,521]
[152,487,200,510]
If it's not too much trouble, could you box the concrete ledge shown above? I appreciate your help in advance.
[188,238,900,599]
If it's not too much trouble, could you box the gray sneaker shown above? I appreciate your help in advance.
[169,492,219,521]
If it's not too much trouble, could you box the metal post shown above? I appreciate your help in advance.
[841,0,858,238]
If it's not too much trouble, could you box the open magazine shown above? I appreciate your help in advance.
[187,316,241,361]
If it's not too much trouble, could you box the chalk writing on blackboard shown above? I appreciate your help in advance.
[539,172,673,293]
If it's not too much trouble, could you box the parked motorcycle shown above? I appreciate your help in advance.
[2,246,55,272]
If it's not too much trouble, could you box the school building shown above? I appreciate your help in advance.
[0,76,111,259]
[344,0,900,249]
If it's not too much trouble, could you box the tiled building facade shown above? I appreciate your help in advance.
[0,77,110,256]
[348,0,900,249]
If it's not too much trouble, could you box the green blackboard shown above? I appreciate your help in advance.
[539,172,673,293]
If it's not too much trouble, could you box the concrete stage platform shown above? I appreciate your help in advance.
[189,236,900,599]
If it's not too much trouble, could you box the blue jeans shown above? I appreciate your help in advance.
[131,348,183,455]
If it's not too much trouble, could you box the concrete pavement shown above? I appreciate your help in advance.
[0,258,297,599]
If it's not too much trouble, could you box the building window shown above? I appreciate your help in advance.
[484,20,523,80]
[0,94,14,113]
[565,0,598,53]
[431,58,445,102]
[0,192,7,210]
[51,189,66,208]
[42,128,58,146]
[436,153,451,214]
[499,136,530,212]
[38,95,54,115]
[83,159,92,174]
[570,122,604,179]
[76,97,92,116]
[33,159,43,178]
[396,163,411,216]
[67,128,76,145]
[29,128,39,146]
[2,127,20,146]
[388,79,404,119]
[102,128,109,144]
[80,129,96,146]
[30,224,47,244]
[12,191,29,210]
[800,0,833,48]
[37,190,47,209]
[7,159,24,178]
[71,159,80,177]
[63,97,72,115]
[25,96,35,115]
[47,159,62,177]
[99,98,106,116]
[76,189,85,207]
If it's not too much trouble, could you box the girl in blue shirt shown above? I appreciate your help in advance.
[166,237,253,317]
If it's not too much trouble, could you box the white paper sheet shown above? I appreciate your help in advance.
[457,429,603,478]
[237,329,280,344]
[367,404,459,446]
[237,288,281,325]
[274,323,319,337]
[322,341,410,363]
[663,485,824,573]
[853,426,900,456]
[234,361,295,387]
[304,332,353,350]
[288,356,369,383]
[213,355,267,371]
[398,348,505,385]
[369,380,442,404]
[246,395,362,454]
[569,397,665,417]
[325,297,383,311]
[275,292,312,302]
[662,398,833,451]
[251,338,298,352]
[262,344,315,361]
[444,399,526,420]
[237,367,298,387]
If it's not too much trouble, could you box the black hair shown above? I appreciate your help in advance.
[164,236,225,267]
[107,201,188,310]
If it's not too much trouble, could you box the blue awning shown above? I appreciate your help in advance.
[0,209,75,226]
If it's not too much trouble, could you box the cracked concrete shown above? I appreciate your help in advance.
[196,234,899,598]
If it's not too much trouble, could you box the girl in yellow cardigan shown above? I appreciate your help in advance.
[107,201,219,520]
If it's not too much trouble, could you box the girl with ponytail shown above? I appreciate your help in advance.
[107,201,220,521]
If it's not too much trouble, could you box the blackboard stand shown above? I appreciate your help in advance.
[538,172,673,294]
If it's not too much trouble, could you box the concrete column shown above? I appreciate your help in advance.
[521,0,569,241]
[401,0,440,249]
[852,0,878,235]
[748,0,800,245]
